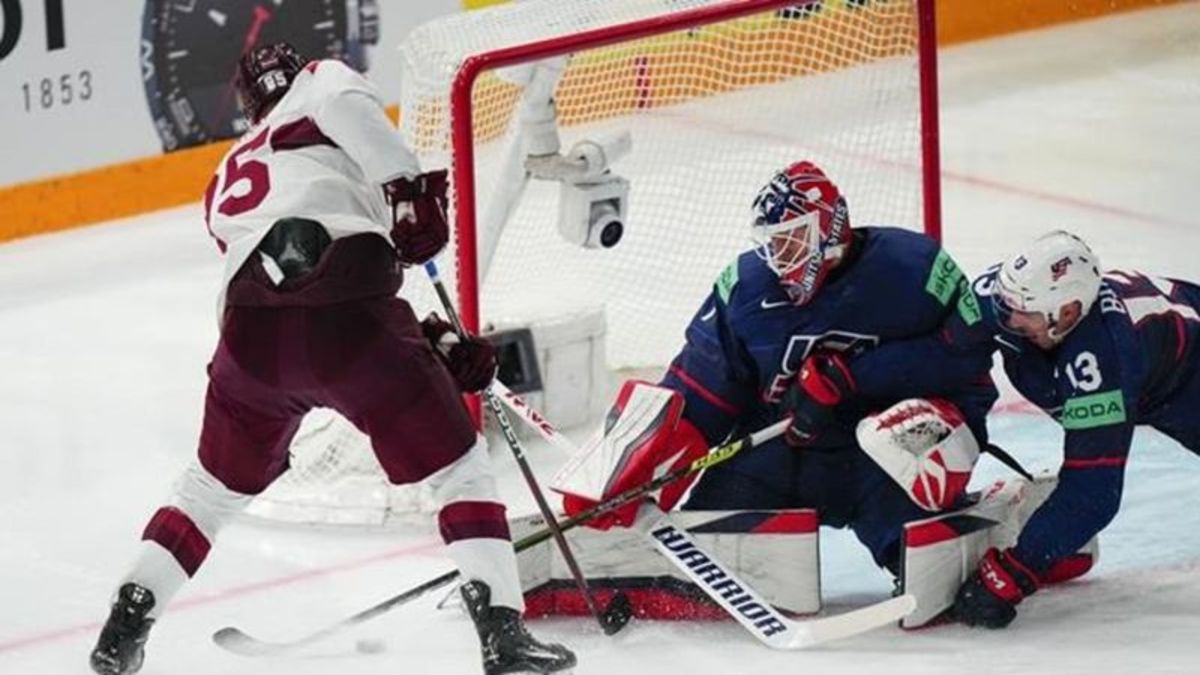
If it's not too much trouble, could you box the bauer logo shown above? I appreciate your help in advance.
[650,524,788,638]
[1060,390,1126,430]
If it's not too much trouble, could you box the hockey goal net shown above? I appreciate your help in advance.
[246,0,940,526]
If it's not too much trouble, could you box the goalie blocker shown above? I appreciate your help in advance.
[554,381,710,529]
[547,381,821,620]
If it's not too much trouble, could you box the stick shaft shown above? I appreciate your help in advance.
[423,260,610,627]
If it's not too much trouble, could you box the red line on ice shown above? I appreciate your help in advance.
[0,538,442,654]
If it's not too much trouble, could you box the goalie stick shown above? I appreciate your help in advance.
[214,416,790,656]
[423,260,633,636]
[640,503,915,648]
[492,381,917,648]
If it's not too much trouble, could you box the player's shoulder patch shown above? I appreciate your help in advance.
[924,248,982,326]
[859,228,980,325]
[714,250,780,310]
[715,257,739,304]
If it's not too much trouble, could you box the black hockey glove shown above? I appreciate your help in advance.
[782,351,855,447]
[421,313,497,393]
[953,547,1039,629]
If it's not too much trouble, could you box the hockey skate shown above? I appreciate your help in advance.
[461,580,576,674]
[90,583,156,675]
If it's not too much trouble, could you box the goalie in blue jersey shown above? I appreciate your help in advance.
[557,161,999,576]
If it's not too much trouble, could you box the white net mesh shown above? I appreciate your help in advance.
[400,0,932,368]
[246,409,439,527]
[247,0,936,526]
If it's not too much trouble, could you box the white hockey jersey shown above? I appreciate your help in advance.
[202,59,421,315]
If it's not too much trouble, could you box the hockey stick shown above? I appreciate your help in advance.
[422,260,632,636]
[985,443,1035,482]
[490,382,916,648]
[213,418,789,656]
[640,504,916,648]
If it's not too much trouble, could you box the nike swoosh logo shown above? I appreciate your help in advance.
[760,298,791,310]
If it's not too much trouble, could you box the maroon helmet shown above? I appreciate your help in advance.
[235,42,307,123]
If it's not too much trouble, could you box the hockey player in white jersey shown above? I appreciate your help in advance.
[89,43,574,675]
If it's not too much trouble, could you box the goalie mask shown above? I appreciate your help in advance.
[993,230,1102,342]
[236,42,307,123]
[751,161,851,305]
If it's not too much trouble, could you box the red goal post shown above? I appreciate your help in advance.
[442,0,942,341]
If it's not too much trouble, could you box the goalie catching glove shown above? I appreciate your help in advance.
[856,398,980,512]
[552,381,708,530]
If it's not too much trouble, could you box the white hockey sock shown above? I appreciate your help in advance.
[123,462,252,617]
[428,436,525,612]
[122,542,190,619]
[445,536,525,612]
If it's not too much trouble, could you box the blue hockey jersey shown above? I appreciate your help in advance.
[963,267,1200,571]
[659,227,997,451]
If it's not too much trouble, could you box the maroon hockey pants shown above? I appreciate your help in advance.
[196,295,477,496]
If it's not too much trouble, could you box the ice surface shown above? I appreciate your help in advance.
[2,5,1198,673]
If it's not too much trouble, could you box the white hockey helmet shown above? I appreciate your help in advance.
[993,230,1102,340]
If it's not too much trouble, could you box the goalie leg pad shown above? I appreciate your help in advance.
[898,474,1100,628]
[515,508,820,621]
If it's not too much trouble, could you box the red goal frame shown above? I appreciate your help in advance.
[447,0,941,415]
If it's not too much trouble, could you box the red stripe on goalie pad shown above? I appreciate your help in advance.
[750,511,818,534]
[438,501,511,543]
[904,514,997,549]
[903,521,960,548]
[685,510,818,534]
[142,506,211,577]
[524,582,728,621]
